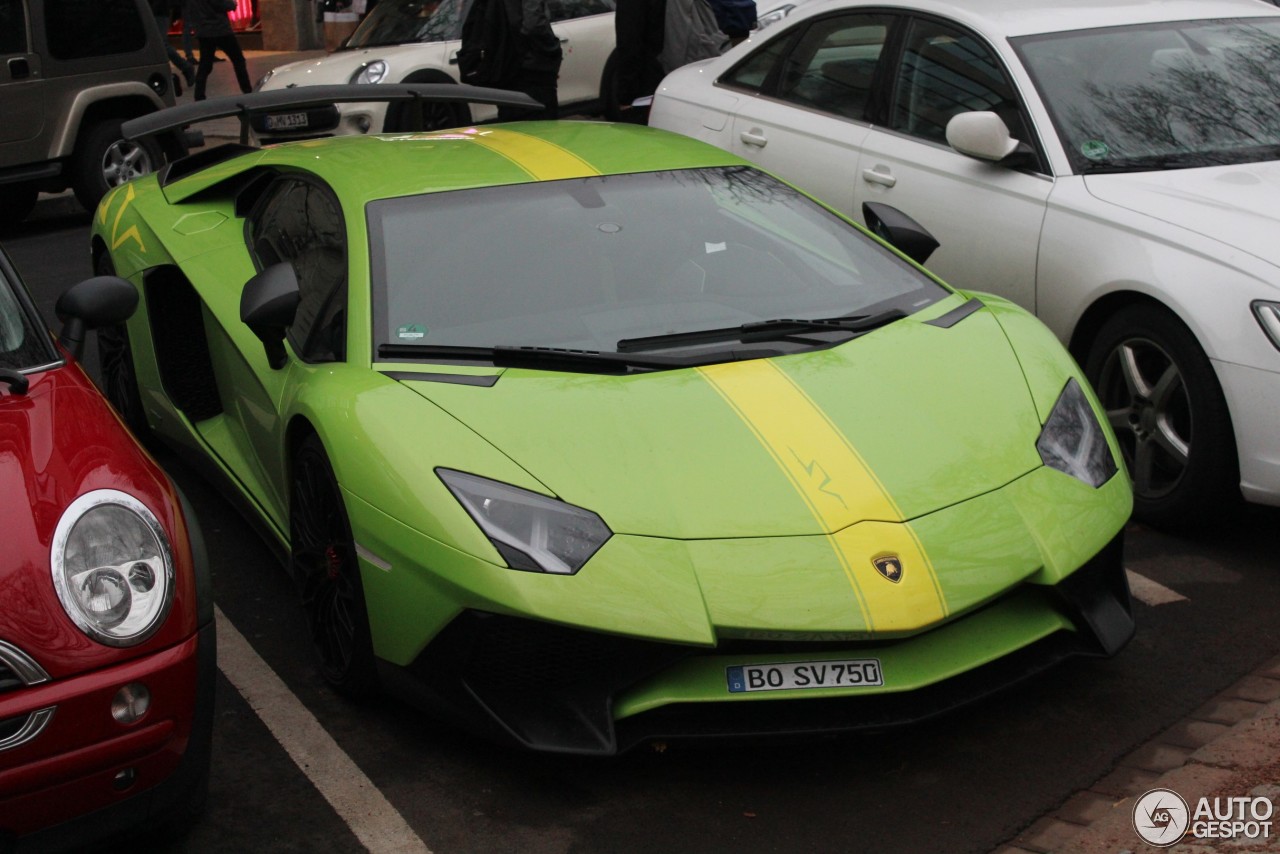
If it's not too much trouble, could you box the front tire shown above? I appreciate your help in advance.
[1084,304,1238,527]
[291,434,379,697]
[72,119,163,212]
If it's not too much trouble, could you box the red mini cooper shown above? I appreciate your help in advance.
[0,245,214,851]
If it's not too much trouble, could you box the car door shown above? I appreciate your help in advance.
[851,16,1050,311]
[547,0,614,106]
[204,176,349,532]
[0,0,44,149]
[726,12,894,215]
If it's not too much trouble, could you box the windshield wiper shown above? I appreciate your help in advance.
[377,342,723,373]
[615,309,906,353]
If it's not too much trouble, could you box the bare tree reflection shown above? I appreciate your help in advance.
[1026,21,1280,170]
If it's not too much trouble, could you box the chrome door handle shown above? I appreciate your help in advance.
[740,129,767,147]
[862,166,896,187]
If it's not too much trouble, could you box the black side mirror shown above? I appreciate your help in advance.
[55,275,139,361]
[862,202,941,266]
[241,263,300,370]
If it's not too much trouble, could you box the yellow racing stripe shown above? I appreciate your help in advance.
[465,129,600,181]
[698,359,948,630]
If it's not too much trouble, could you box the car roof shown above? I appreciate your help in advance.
[171,121,747,205]
[789,0,1280,40]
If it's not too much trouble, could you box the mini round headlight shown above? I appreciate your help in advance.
[51,490,175,647]
[352,60,389,85]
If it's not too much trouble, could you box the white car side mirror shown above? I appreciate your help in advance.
[946,111,1020,162]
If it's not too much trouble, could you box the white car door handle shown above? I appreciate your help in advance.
[740,129,767,147]
[862,166,896,187]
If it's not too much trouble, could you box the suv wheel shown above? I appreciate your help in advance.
[72,119,163,212]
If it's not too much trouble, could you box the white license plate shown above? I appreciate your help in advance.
[265,111,309,130]
[726,659,883,693]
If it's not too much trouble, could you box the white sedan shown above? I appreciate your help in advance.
[254,0,616,139]
[650,0,1280,527]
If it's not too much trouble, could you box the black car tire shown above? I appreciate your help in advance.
[291,434,379,697]
[72,118,163,212]
[0,183,38,232]
[93,253,151,437]
[1084,303,1239,527]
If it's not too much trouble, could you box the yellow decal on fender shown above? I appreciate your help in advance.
[106,183,146,254]
[466,129,600,181]
[698,359,948,630]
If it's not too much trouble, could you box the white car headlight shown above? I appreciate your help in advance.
[352,60,389,85]
[438,470,611,575]
[255,69,274,91]
[51,490,176,647]
[1253,301,1280,352]
[1036,378,1118,488]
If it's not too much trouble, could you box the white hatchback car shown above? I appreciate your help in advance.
[650,0,1280,527]
[254,0,616,140]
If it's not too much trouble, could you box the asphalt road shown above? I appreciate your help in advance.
[7,195,1280,854]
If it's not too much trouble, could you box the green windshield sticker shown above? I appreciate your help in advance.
[397,323,427,340]
[1080,140,1110,161]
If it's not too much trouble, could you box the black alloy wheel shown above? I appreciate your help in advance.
[1085,304,1238,527]
[290,434,378,697]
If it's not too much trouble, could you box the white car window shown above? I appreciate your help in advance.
[892,18,1026,146]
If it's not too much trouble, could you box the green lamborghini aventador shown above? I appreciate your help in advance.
[91,86,1134,754]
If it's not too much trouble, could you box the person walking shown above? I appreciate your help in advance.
[458,0,563,120]
[187,0,252,100]
[612,0,664,120]
[149,0,196,87]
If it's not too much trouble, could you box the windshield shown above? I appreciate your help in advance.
[0,260,59,372]
[368,166,947,361]
[345,0,470,48]
[1014,17,1280,174]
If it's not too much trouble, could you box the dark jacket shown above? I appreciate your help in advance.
[185,0,234,37]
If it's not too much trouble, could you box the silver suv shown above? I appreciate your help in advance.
[0,0,178,229]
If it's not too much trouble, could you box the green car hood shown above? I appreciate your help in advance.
[400,304,1047,539]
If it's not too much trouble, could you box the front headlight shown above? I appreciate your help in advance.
[1253,301,1280,352]
[1036,378,1118,488]
[254,69,274,91]
[351,60,389,85]
[438,470,611,575]
[51,490,175,647]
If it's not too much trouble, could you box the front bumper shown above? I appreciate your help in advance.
[379,532,1131,755]
[0,620,216,851]
[1215,359,1280,506]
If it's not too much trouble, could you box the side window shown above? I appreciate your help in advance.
[545,0,613,23]
[775,14,891,120]
[45,0,147,59]
[248,179,348,363]
[0,0,28,55]
[892,18,1026,144]
[721,29,796,93]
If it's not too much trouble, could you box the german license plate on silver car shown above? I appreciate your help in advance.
[265,111,309,130]
[726,659,883,693]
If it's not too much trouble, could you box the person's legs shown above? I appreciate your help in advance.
[182,16,197,62]
[219,34,253,93]
[193,38,217,100]
[157,14,196,86]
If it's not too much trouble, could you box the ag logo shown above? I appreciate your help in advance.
[1132,788,1189,847]
[872,555,903,583]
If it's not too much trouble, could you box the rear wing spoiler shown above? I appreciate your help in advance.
[121,83,543,146]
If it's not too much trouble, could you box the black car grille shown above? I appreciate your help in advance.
[0,661,23,694]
